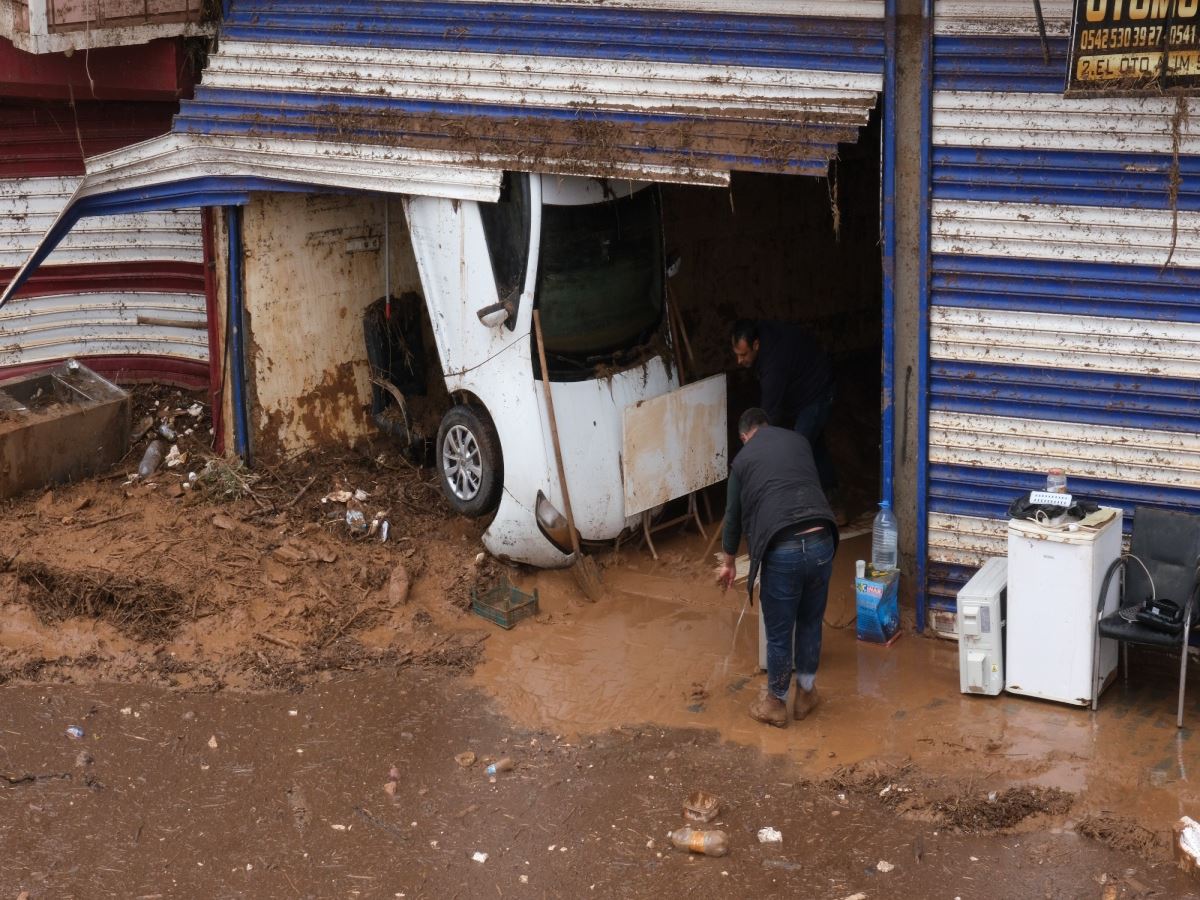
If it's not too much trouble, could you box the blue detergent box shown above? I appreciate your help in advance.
[856,568,901,645]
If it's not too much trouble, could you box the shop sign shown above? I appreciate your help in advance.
[1068,0,1200,93]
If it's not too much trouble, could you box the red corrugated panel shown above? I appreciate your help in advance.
[0,261,204,297]
[0,101,177,176]
[0,37,194,102]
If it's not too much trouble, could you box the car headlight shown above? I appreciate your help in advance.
[535,491,574,555]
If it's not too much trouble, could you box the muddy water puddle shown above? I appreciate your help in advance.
[475,531,1200,836]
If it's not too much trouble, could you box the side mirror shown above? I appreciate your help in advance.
[476,301,511,328]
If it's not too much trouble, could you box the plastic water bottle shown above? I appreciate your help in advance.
[871,500,899,572]
[485,757,513,776]
[669,827,729,857]
[137,440,165,478]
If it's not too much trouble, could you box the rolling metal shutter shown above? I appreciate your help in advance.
[924,0,1200,616]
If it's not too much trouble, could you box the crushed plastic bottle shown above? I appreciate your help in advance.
[137,440,165,478]
[668,827,729,857]
[158,422,177,442]
[485,757,513,776]
[871,500,899,572]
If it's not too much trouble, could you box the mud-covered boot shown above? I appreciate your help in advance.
[750,692,788,728]
[793,687,820,721]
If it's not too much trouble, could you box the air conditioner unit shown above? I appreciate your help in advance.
[958,557,1008,696]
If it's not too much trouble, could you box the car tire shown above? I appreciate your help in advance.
[436,404,503,517]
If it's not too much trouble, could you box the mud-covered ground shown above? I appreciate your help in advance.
[2,387,1200,897]
[3,671,1195,899]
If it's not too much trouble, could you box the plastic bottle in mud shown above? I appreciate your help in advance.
[138,440,165,478]
[486,757,513,776]
[668,827,729,857]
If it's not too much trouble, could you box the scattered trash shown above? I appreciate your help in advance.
[471,851,488,863]
[877,859,895,873]
[137,440,165,478]
[486,757,513,776]
[761,859,803,872]
[165,444,187,469]
[669,827,729,857]
[472,578,539,630]
[158,422,177,442]
[65,726,84,740]
[383,781,398,797]
[757,827,782,844]
[380,520,391,542]
[384,563,412,606]
[367,511,389,539]
[331,824,347,831]
[1175,815,1200,878]
[841,894,868,900]
[75,750,94,767]
[683,790,721,824]
[187,403,203,417]
[322,491,354,504]
[389,766,402,781]
[519,875,529,884]
[345,499,368,535]
[455,751,477,768]
[354,488,369,502]
[207,735,219,749]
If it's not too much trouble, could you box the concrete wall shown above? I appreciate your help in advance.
[229,192,422,462]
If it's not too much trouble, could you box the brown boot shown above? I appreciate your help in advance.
[793,687,820,721]
[750,692,788,728]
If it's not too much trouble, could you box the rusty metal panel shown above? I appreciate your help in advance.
[621,374,728,517]
[0,360,130,498]
[926,0,1200,610]
[45,0,201,32]
[2,0,208,53]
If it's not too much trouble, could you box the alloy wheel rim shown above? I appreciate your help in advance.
[442,423,483,500]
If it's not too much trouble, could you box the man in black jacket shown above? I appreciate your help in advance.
[716,408,839,728]
[731,318,836,495]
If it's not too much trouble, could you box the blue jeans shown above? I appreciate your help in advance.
[793,389,836,493]
[760,530,836,700]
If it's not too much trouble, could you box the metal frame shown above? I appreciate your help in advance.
[915,0,933,631]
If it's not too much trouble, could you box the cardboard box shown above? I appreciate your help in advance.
[856,567,900,645]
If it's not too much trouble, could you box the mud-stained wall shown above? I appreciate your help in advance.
[239,192,422,461]
[662,114,884,517]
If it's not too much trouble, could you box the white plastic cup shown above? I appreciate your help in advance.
[855,559,866,579]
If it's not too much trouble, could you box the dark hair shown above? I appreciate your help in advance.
[737,407,770,435]
[731,318,758,346]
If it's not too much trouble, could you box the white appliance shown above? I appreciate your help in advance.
[958,557,1008,695]
[1005,507,1123,706]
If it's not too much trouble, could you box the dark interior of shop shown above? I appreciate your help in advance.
[662,109,884,525]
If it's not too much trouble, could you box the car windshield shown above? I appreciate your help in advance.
[536,186,663,367]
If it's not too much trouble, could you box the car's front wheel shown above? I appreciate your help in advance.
[435,404,503,517]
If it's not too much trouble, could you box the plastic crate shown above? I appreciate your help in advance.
[471,578,539,630]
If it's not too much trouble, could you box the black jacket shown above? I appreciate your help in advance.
[751,320,833,429]
[730,425,838,599]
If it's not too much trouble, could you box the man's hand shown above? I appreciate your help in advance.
[715,553,736,592]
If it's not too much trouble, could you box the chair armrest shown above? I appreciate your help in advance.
[1096,556,1127,617]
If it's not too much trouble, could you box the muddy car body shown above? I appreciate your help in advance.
[403,174,676,568]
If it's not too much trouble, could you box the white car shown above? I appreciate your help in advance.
[402,174,679,567]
